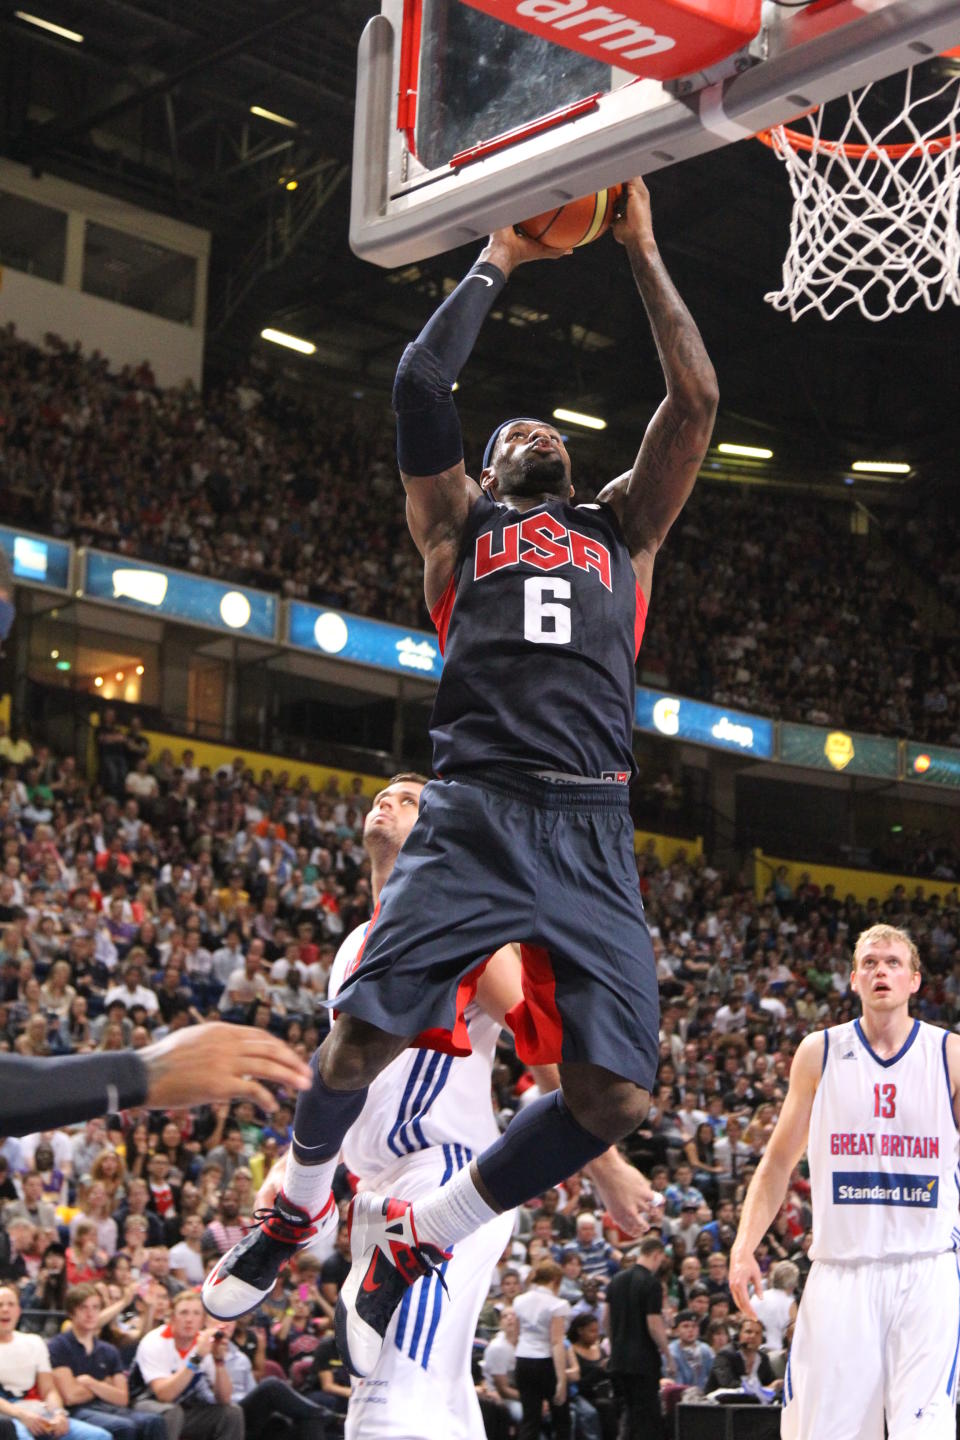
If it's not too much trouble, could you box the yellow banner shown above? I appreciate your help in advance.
[755,850,927,906]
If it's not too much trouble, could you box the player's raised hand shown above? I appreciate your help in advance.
[612,176,656,254]
[481,227,572,277]
[141,1022,312,1112]
[729,1243,764,1319]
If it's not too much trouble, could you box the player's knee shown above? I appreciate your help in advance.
[318,1015,411,1090]
[562,1070,650,1144]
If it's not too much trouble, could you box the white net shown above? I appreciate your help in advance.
[762,64,960,322]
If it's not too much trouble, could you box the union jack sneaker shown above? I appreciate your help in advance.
[202,1191,337,1319]
[335,1193,450,1376]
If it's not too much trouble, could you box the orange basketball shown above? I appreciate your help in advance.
[517,185,623,250]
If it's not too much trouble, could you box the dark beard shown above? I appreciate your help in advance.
[498,450,569,497]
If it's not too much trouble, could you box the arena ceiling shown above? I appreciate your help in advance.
[2,0,959,484]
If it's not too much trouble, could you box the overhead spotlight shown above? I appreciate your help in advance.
[717,443,774,460]
[261,328,315,355]
[94,676,103,688]
[552,407,606,431]
[851,460,911,475]
[285,179,298,192]
[14,11,83,42]
[250,105,296,128]
[115,671,124,682]
[135,664,144,676]
[50,649,59,659]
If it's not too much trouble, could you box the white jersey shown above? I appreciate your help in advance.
[808,1018,960,1262]
[329,923,503,1186]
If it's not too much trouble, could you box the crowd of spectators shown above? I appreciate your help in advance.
[2,323,960,748]
[1,716,960,1435]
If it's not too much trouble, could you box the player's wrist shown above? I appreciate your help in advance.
[478,240,514,277]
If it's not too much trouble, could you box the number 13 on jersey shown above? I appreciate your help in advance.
[873,1083,896,1118]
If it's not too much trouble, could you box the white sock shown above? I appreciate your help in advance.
[282,1149,338,1218]
[412,1164,499,1252]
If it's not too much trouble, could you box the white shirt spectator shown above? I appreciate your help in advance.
[126,770,158,800]
[218,968,270,1012]
[482,1331,517,1389]
[168,1241,206,1285]
[18,1130,73,1174]
[104,982,159,1015]
[753,1287,795,1352]
[135,1323,218,1402]
[0,1330,50,1397]
[212,944,245,986]
[513,1289,570,1360]
[713,1002,748,1035]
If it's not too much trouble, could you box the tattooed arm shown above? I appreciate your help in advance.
[598,177,719,596]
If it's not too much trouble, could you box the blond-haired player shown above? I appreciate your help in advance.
[730,923,960,1440]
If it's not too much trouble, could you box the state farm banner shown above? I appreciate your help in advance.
[456,0,762,81]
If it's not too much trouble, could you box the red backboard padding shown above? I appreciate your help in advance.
[456,0,763,81]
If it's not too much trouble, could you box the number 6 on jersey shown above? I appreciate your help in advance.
[524,576,571,644]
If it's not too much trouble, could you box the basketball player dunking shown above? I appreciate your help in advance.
[730,923,960,1440]
[204,175,718,1378]
[244,773,653,1439]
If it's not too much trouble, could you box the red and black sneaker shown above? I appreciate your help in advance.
[334,1192,450,1377]
[202,1191,336,1320]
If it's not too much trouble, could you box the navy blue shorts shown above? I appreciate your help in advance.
[330,770,659,1090]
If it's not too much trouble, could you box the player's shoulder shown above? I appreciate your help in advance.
[793,1027,835,1080]
[328,921,371,998]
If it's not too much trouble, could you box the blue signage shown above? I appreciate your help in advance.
[635,687,774,758]
[83,551,277,640]
[288,603,443,680]
[0,526,71,591]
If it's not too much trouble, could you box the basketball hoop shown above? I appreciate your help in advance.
[756,59,960,322]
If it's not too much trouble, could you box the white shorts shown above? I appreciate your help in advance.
[346,1146,516,1440]
[782,1251,960,1440]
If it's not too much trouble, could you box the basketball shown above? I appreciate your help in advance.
[517,185,624,249]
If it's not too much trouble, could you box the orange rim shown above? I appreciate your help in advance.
[756,124,960,159]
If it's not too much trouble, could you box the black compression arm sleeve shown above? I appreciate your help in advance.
[393,259,507,475]
[0,1050,148,1136]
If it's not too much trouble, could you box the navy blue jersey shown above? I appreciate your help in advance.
[429,492,646,778]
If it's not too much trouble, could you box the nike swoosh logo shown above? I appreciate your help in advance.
[468,274,493,287]
[362,1265,382,1294]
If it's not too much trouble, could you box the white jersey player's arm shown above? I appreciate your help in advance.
[730,1030,823,1319]
[476,944,660,1235]
[945,1033,960,1128]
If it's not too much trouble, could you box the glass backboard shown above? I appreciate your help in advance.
[351,0,960,267]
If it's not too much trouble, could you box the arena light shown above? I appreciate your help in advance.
[260,327,315,356]
[851,460,911,475]
[14,10,83,41]
[552,407,606,431]
[250,105,297,128]
[717,443,774,460]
